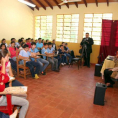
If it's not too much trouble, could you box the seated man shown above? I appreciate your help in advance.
[62,42,72,65]
[36,38,43,53]
[19,44,40,79]
[42,43,59,72]
[58,45,66,66]
[104,56,118,87]
[30,42,49,75]
[48,42,61,69]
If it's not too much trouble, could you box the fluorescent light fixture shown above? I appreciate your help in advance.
[18,0,36,7]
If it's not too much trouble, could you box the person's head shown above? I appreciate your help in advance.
[23,44,29,51]
[65,43,68,47]
[44,43,48,49]
[0,44,7,50]
[42,39,45,43]
[46,39,49,43]
[31,42,36,49]
[38,38,42,43]
[21,37,24,41]
[18,39,23,44]
[85,33,89,38]
[1,39,6,44]
[28,38,31,42]
[52,39,55,44]
[62,42,65,46]
[48,42,52,49]
[35,40,38,43]
[11,41,15,47]
[31,39,34,42]
[60,45,64,49]
[0,50,9,63]
[11,38,15,42]
[21,42,25,48]
[26,39,29,43]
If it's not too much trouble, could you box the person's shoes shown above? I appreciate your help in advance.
[87,65,90,68]
[54,70,59,72]
[61,63,64,66]
[41,72,46,75]
[10,109,18,118]
[34,74,39,79]
[83,64,87,66]
[107,84,113,88]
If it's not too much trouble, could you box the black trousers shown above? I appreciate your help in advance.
[104,69,115,85]
[84,52,90,67]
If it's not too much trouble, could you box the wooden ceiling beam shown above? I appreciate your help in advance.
[53,0,61,9]
[44,0,53,9]
[107,0,109,6]
[28,0,39,10]
[28,6,34,11]
[74,2,78,8]
[36,0,46,10]
[83,0,87,7]
[95,0,98,7]
[65,3,69,9]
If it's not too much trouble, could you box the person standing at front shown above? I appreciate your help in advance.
[80,33,94,68]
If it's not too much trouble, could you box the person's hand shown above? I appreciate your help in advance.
[86,41,89,44]
[1,57,7,64]
[109,69,112,71]
[0,82,4,85]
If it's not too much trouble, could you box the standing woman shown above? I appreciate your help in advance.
[0,51,29,118]
[1,39,8,47]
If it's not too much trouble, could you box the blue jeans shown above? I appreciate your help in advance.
[5,80,24,88]
[66,53,72,63]
[60,55,66,63]
[37,58,49,72]
[55,56,61,68]
[26,61,40,77]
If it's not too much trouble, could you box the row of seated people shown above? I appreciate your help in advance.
[0,38,74,79]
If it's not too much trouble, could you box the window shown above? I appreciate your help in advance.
[83,13,112,45]
[35,16,53,40]
[56,14,79,43]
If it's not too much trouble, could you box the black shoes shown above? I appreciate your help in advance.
[41,72,46,75]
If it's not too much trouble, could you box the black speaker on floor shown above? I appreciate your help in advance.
[93,83,107,106]
[94,64,102,77]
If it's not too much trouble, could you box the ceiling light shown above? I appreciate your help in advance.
[18,0,36,7]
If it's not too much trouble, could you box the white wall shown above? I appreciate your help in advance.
[0,0,34,41]
[34,2,118,43]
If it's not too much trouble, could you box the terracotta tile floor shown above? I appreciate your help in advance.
[16,65,118,118]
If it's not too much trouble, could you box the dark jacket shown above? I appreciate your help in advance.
[52,44,57,51]
[80,37,94,53]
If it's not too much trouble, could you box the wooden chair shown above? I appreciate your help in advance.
[0,94,14,115]
[0,82,14,115]
[16,57,31,79]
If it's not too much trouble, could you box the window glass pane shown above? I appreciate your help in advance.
[35,15,52,40]
[56,14,79,42]
[83,13,112,45]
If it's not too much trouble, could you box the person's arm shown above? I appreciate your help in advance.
[9,63,14,77]
[112,67,118,71]
[19,55,29,60]
[86,38,94,45]
[80,39,84,46]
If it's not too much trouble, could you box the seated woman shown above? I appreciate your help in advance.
[0,50,24,87]
[0,110,18,118]
[0,52,29,118]
[1,38,8,47]
[104,56,118,87]
[9,41,19,61]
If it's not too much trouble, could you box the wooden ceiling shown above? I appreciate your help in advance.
[27,0,118,10]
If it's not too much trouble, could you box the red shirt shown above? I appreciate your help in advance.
[0,72,9,98]
[9,47,18,58]
[26,43,31,48]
